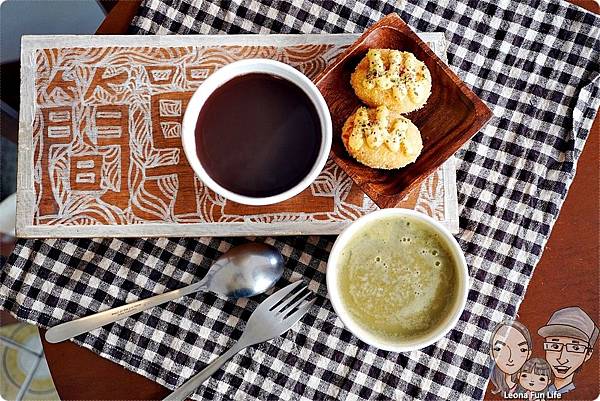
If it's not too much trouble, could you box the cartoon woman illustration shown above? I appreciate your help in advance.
[516,358,553,400]
[489,320,532,394]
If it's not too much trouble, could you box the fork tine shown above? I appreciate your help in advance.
[280,298,315,327]
[259,281,304,310]
[272,285,307,313]
[279,291,311,315]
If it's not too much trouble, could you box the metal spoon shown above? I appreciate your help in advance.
[45,243,284,344]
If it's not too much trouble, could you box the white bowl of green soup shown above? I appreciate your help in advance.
[327,209,469,352]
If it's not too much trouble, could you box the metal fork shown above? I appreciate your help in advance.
[163,281,315,401]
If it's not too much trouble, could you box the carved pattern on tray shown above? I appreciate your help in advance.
[28,41,447,231]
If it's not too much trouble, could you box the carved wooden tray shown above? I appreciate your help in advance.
[16,33,458,238]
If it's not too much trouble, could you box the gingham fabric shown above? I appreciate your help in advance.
[2,1,599,400]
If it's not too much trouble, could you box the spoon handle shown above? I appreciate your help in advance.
[163,341,246,401]
[45,279,208,343]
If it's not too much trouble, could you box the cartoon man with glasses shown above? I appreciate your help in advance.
[538,306,598,395]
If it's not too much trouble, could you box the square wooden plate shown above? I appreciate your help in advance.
[315,13,492,209]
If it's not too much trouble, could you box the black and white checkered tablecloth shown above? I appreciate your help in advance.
[2,1,599,400]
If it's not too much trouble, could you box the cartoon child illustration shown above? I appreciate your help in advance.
[489,320,532,394]
[538,306,598,395]
[516,358,553,400]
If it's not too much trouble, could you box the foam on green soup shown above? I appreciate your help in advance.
[337,216,458,342]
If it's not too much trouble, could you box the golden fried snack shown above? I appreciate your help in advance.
[342,105,423,169]
[350,49,431,113]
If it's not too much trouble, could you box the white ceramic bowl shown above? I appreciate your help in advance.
[326,209,469,352]
[181,59,332,206]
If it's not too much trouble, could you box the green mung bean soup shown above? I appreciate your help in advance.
[337,215,459,342]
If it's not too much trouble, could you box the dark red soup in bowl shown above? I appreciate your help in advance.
[182,59,332,206]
